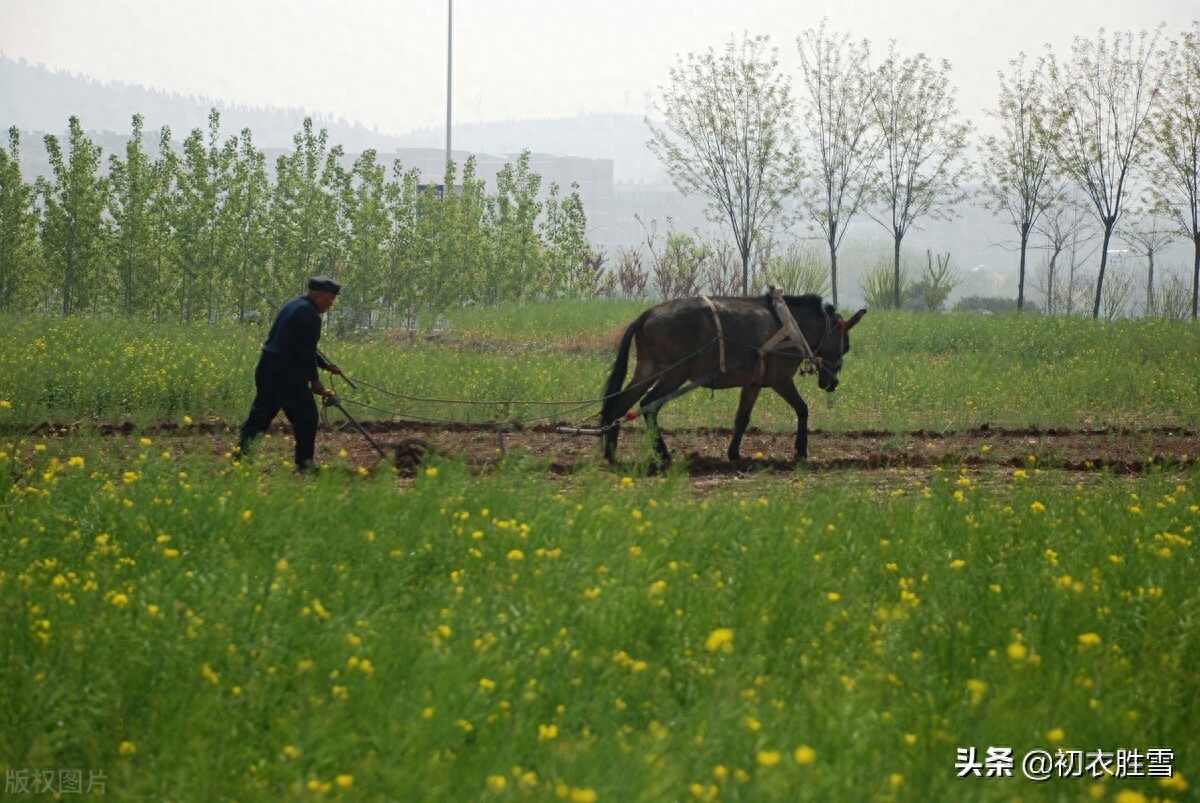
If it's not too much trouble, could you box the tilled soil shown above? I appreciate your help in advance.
[42,418,1194,483]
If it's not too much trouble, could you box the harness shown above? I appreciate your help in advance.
[699,295,726,372]
[699,288,831,383]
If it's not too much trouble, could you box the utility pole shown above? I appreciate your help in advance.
[445,0,453,182]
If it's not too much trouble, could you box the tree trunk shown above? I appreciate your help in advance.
[1192,232,1199,320]
[1017,227,1028,313]
[1092,223,1116,320]
[827,222,839,307]
[741,247,750,297]
[892,236,902,309]
[1146,251,1156,317]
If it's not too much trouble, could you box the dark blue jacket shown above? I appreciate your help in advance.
[260,296,329,382]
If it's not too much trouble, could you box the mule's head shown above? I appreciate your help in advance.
[815,306,867,392]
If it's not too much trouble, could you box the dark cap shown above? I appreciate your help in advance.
[307,276,341,294]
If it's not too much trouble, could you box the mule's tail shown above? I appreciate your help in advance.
[600,313,647,424]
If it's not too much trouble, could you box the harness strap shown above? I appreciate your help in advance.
[764,287,818,363]
[699,295,726,373]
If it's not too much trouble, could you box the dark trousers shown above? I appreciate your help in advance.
[238,356,319,468]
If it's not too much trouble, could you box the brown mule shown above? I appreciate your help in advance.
[600,293,866,465]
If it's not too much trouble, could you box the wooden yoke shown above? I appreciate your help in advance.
[761,287,819,367]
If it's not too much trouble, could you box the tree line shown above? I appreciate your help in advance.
[648,21,1200,318]
[0,110,595,327]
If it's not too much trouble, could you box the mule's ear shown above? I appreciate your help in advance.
[844,309,867,330]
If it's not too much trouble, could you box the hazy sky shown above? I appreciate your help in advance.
[1,0,1193,136]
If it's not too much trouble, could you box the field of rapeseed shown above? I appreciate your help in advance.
[0,432,1196,801]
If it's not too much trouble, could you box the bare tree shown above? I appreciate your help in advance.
[1032,198,1096,315]
[793,21,879,307]
[980,53,1064,312]
[869,43,972,308]
[1119,207,1178,316]
[1046,27,1169,318]
[1145,22,1200,319]
[647,33,796,296]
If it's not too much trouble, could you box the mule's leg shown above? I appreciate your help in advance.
[728,385,761,460]
[634,377,686,466]
[602,365,657,462]
[773,380,810,460]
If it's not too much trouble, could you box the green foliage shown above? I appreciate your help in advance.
[917,250,962,312]
[38,116,109,315]
[0,126,40,311]
[760,241,831,297]
[859,259,913,310]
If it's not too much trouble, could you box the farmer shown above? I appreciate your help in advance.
[236,276,343,472]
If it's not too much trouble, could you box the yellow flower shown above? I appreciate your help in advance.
[507,549,525,562]
[335,775,353,789]
[793,745,816,765]
[757,750,782,767]
[826,592,841,602]
[1046,728,1065,744]
[1114,792,1148,803]
[705,628,734,653]
[118,740,136,756]
[570,789,597,803]
[949,559,965,569]
[966,678,988,705]
[538,723,559,742]
[1159,774,1189,792]
[1077,632,1102,647]
[0,399,11,409]
[425,467,439,477]
[1007,642,1028,662]
[68,455,85,468]
[479,677,496,691]
[1031,501,1046,513]
[282,745,300,759]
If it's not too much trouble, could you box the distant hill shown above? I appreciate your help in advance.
[0,53,663,181]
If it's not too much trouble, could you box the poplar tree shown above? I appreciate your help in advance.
[175,109,234,321]
[108,114,158,314]
[270,118,347,302]
[224,127,271,321]
[39,116,109,315]
[485,151,544,303]
[0,127,40,311]
[341,148,391,329]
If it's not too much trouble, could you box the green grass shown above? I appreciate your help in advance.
[1,438,1196,801]
[1,307,1198,434]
